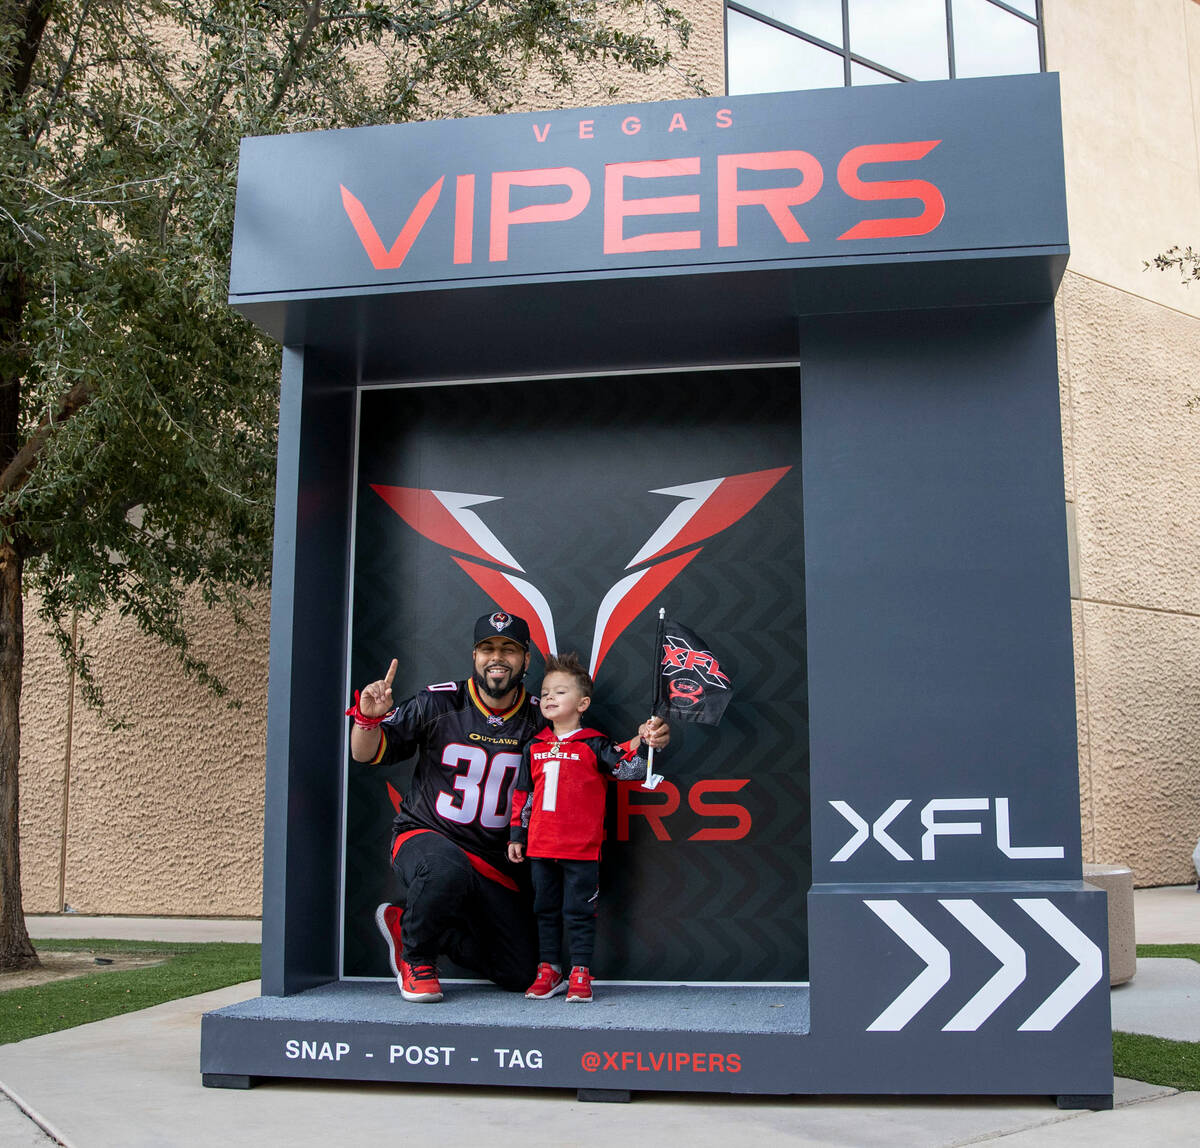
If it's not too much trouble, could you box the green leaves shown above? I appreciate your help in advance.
[1,0,697,707]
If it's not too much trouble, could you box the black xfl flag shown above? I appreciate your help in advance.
[653,616,734,726]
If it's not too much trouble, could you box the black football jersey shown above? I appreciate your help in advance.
[370,678,541,863]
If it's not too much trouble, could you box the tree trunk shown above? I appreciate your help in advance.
[0,540,38,970]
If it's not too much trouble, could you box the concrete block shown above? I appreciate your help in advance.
[1084,862,1136,984]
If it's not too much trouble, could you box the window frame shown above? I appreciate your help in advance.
[724,0,1045,92]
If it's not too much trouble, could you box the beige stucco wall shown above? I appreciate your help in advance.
[351,2,727,116]
[1058,274,1200,884]
[1048,0,1200,319]
[518,0,727,108]
[16,610,71,914]
[18,592,269,915]
[17,1,1200,917]
[1049,0,1200,885]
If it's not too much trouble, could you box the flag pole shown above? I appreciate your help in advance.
[645,607,666,788]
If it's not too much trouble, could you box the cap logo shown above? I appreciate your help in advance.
[489,611,512,633]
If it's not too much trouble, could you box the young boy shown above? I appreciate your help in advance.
[507,652,646,1002]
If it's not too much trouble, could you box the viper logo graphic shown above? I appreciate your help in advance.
[370,466,789,679]
[668,679,706,707]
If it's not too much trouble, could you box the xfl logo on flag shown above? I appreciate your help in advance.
[657,619,734,726]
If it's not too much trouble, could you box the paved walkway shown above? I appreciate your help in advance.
[1132,883,1200,945]
[3,885,1197,1147]
[23,879,1198,950]
[24,915,261,944]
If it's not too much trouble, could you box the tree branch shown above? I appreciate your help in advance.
[1,0,55,116]
[319,0,488,35]
[0,378,94,497]
[30,0,92,146]
[159,64,231,244]
[267,0,323,115]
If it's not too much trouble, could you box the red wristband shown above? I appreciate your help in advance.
[345,690,392,730]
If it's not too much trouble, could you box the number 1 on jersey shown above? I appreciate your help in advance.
[540,758,561,812]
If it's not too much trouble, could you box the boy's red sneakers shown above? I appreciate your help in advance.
[566,965,593,1003]
[399,960,443,1002]
[374,903,404,978]
[524,962,566,999]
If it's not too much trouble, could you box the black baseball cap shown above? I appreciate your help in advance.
[473,611,531,650]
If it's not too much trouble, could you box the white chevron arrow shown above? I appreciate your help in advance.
[939,899,1027,1031]
[864,900,951,1031]
[1015,898,1104,1031]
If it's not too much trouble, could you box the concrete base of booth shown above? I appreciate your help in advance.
[200,978,1110,1105]
[201,982,811,1095]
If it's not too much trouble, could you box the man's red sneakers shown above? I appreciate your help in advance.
[374,903,404,978]
[524,962,566,999]
[399,960,443,1003]
[566,965,593,1003]
[375,902,441,1001]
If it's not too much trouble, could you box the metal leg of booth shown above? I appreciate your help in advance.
[1055,1093,1114,1111]
[577,1088,632,1103]
[202,1074,262,1089]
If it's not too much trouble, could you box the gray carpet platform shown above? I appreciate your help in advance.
[201,982,812,1095]
[212,981,811,1032]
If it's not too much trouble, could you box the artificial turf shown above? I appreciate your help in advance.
[1110,944,1200,1092]
[0,937,260,1046]
[1135,943,1200,962]
[1112,1030,1200,1092]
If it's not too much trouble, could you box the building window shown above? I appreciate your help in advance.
[726,0,1044,95]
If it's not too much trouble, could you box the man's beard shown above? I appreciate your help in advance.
[473,665,525,702]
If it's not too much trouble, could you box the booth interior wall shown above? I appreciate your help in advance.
[344,366,812,984]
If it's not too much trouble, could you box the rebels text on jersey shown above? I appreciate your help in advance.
[368,678,542,863]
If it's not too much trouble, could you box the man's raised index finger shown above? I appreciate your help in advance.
[383,659,398,688]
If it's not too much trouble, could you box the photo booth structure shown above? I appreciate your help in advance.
[201,73,1113,1106]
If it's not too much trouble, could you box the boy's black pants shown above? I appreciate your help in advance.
[530,857,599,969]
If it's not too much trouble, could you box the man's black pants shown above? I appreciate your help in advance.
[392,830,536,991]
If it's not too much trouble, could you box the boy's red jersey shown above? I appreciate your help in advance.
[510,726,645,861]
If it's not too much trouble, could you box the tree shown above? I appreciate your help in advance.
[0,0,695,971]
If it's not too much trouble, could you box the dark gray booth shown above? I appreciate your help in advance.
[201,73,1112,1106]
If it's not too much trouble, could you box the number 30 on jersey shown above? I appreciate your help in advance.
[435,744,521,828]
